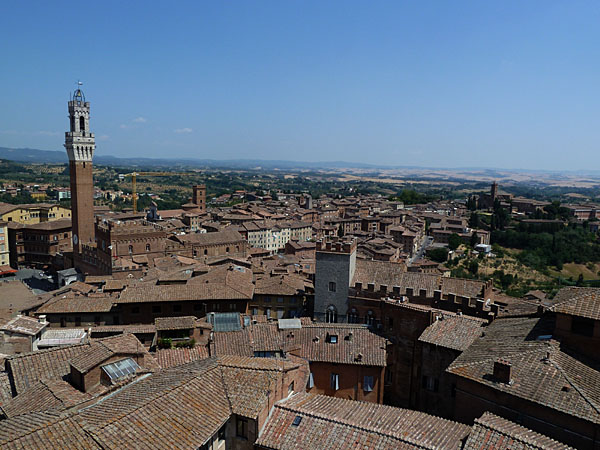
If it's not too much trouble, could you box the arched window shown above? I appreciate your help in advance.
[348,308,359,323]
[204,249,208,255]
[365,310,375,326]
[146,244,150,252]
[226,247,230,253]
[326,305,337,323]
[79,116,85,132]
[128,245,133,254]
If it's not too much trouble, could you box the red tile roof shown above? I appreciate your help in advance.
[448,317,600,424]
[213,323,387,367]
[155,347,210,369]
[118,283,253,303]
[256,393,471,449]
[464,412,574,450]
[418,315,485,351]
[550,287,600,321]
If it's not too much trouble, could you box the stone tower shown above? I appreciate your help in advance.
[490,181,498,204]
[314,239,357,323]
[192,184,206,213]
[64,86,95,260]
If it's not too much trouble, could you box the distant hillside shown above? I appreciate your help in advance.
[0,147,68,164]
[0,146,382,170]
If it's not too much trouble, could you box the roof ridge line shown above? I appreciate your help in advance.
[275,402,438,449]
[80,365,212,431]
[1,410,67,445]
[448,347,543,371]
[476,415,571,449]
[547,355,600,417]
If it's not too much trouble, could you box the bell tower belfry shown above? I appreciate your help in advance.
[64,84,96,261]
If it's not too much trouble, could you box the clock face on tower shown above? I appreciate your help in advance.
[73,234,78,245]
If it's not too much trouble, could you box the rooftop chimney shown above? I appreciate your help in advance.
[493,359,512,384]
[38,315,47,324]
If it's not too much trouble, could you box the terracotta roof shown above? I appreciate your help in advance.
[0,371,13,406]
[550,287,600,320]
[256,393,471,449]
[174,229,245,245]
[19,218,72,231]
[79,360,229,448]
[155,346,210,369]
[70,334,156,374]
[1,379,92,418]
[212,330,253,357]
[254,274,307,296]
[103,279,128,291]
[0,411,100,449]
[7,343,92,395]
[220,362,287,419]
[464,412,574,450]
[440,277,486,298]
[155,315,197,331]
[187,263,255,299]
[0,315,46,336]
[5,334,155,394]
[213,323,387,367]
[352,260,486,298]
[118,283,252,303]
[36,293,115,314]
[418,315,485,351]
[448,316,600,424]
[91,324,156,334]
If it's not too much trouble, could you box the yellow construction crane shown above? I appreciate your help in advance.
[121,172,191,212]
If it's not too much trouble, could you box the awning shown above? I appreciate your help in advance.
[0,265,17,275]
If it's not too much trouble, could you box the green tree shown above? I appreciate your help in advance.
[469,212,480,228]
[470,231,479,248]
[468,260,479,275]
[448,233,462,251]
[428,247,449,263]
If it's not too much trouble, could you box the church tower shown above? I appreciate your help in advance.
[64,86,95,260]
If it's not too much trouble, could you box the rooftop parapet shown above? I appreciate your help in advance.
[315,238,357,254]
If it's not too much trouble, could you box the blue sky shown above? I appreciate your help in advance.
[1,1,599,170]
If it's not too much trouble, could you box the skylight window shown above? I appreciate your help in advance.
[102,358,140,381]
[292,416,302,426]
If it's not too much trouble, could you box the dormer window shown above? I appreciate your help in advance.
[102,358,140,382]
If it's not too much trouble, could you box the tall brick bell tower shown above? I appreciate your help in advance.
[64,85,95,268]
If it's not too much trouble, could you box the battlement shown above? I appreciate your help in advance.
[96,218,166,235]
[316,238,357,254]
[350,282,499,321]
